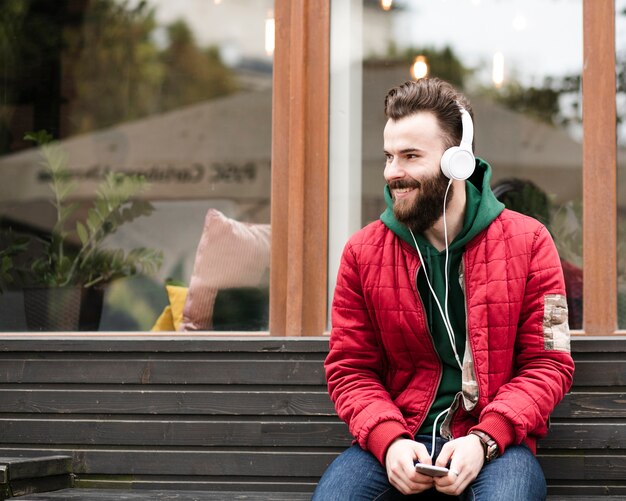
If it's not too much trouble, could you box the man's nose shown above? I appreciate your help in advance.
[385,158,404,179]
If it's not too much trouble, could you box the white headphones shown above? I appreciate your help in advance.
[440,106,475,181]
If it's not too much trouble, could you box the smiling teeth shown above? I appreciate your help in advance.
[395,188,413,193]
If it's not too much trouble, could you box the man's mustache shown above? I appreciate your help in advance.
[388,179,422,190]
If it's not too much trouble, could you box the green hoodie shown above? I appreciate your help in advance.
[380,158,504,436]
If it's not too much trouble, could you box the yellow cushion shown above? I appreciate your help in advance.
[151,285,189,331]
[151,305,175,331]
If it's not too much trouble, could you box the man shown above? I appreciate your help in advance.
[312,78,574,500]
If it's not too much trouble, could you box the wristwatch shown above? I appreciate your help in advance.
[470,430,499,462]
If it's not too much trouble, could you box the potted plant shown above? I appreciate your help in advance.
[16,131,163,331]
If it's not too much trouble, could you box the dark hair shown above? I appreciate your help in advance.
[384,78,473,151]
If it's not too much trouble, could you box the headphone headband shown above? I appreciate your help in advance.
[459,107,474,150]
[439,104,475,181]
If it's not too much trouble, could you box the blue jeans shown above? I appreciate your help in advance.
[311,436,546,501]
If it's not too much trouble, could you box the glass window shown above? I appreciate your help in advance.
[0,0,273,332]
[329,0,584,328]
[618,0,626,329]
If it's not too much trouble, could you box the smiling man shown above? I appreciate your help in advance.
[312,78,574,500]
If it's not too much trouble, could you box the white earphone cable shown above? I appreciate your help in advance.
[430,407,451,458]
[442,179,461,370]
[408,178,462,371]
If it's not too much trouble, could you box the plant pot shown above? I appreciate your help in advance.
[23,286,105,332]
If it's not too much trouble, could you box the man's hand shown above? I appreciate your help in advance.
[385,438,434,495]
[432,434,485,495]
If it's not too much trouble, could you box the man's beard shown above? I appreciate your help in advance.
[389,171,452,234]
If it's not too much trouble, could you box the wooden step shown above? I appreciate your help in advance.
[11,489,310,500]
[11,488,625,501]
[0,456,72,500]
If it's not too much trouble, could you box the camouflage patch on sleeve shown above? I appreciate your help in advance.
[543,294,571,352]
[461,341,479,411]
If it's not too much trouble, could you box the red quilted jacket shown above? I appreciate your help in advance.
[326,209,575,465]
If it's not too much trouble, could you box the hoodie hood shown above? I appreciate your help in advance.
[380,157,504,251]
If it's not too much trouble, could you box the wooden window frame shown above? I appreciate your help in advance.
[270,0,330,336]
[581,0,621,336]
[272,0,625,337]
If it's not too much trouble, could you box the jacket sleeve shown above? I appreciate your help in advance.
[325,240,412,464]
[472,225,575,453]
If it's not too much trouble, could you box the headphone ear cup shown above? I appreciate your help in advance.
[440,146,475,181]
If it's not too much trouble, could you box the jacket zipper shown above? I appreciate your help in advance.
[440,255,479,440]
[411,262,444,436]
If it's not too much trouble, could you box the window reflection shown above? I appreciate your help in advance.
[0,0,273,332]
[330,0,584,328]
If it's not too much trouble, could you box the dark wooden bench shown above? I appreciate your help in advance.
[0,335,624,500]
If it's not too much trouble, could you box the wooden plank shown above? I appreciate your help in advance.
[10,474,73,498]
[2,352,626,388]
[582,0,617,335]
[548,484,626,497]
[12,489,312,500]
[0,389,334,416]
[285,0,307,335]
[10,482,625,499]
[568,336,626,353]
[269,0,291,338]
[0,449,339,478]
[0,337,331,353]
[569,360,626,386]
[0,335,619,354]
[0,359,326,385]
[0,351,326,362]
[538,422,626,449]
[0,456,72,480]
[539,454,626,481]
[302,0,330,338]
[14,482,618,499]
[551,392,626,419]
[75,478,317,494]
[0,419,350,447]
[548,489,624,501]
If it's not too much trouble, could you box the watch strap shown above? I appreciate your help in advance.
[470,430,499,462]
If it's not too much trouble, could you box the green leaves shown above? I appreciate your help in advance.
[23,130,53,144]
[76,172,155,260]
[76,222,89,246]
[20,131,163,289]
[0,231,30,292]
[81,247,163,288]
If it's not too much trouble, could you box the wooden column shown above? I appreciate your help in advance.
[582,0,617,335]
[270,0,330,336]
